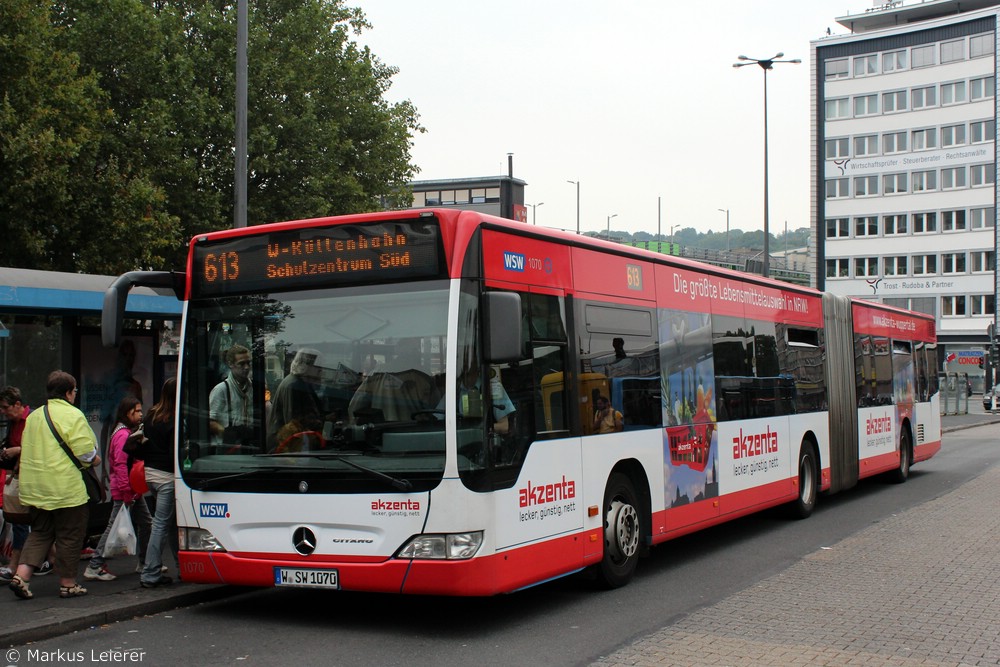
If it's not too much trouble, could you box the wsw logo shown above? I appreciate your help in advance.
[503,251,526,272]
[199,503,230,518]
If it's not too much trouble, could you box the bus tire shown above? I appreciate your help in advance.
[789,442,818,519]
[596,473,641,589]
[890,428,912,484]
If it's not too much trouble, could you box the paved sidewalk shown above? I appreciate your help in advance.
[0,412,997,651]
[592,416,1000,667]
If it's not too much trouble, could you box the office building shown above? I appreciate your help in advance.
[813,0,999,389]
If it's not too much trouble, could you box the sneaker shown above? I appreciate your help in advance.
[0,567,13,583]
[84,565,117,581]
[34,561,53,576]
[79,547,96,560]
[140,575,173,589]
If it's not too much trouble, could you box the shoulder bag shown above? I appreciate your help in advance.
[43,405,106,504]
[3,473,33,524]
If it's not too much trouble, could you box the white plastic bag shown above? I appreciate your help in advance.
[105,506,137,557]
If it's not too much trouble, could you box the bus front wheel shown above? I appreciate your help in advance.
[890,429,912,484]
[596,473,641,588]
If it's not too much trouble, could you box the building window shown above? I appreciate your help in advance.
[912,128,937,151]
[942,296,967,316]
[854,134,878,156]
[942,252,967,274]
[942,209,966,231]
[825,98,850,120]
[941,124,966,147]
[911,170,937,192]
[912,254,937,275]
[854,175,878,197]
[971,76,995,100]
[826,258,849,278]
[911,45,935,68]
[854,94,879,116]
[971,251,995,273]
[883,173,907,195]
[941,167,966,190]
[854,216,878,237]
[883,214,907,235]
[883,131,907,154]
[970,119,995,143]
[826,178,849,199]
[970,207,995,229]
[883,50,907,72]
[911,85,937,109]
[941,81,966,105]
[884,256,908,276]
[941,39,965,63]
[825,58,849,80]
[971,163,996,187]
[854,54,878,76]
[971,294,995,315]
[854,257,878,278]
[882,90,907,113]
[913,212,937,233]
[971,34,994,58]
[825,137,849,159]
[826,218,849,238]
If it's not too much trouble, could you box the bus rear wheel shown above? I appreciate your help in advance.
[790,443,818,519]
[596,473,641,588]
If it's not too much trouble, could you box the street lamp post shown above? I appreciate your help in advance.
[527,202,544,225]
[717,208,730,252]
[567,180,580,234]
[606,213,618,240]
[733,52,800,278]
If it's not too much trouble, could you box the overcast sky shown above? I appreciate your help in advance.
[353,1,864,238]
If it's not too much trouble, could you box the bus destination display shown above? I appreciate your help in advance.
[192,221,444,297]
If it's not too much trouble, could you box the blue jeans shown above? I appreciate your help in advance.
[141,479,177,584]
[91,498,153,569]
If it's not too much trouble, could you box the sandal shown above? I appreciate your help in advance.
[9,575,32,600]
[59,583,88,598]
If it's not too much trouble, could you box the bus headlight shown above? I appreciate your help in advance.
[396,531,483,560]
[180,527,227,552]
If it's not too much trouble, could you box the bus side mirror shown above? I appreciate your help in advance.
[485,292,522,363]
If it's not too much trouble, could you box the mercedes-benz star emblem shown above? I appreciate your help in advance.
[293,527,317,556]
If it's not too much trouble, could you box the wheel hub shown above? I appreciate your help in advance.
[605,499,639,561]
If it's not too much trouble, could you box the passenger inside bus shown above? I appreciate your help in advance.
[267,348,324,451]
[443,364,515,435]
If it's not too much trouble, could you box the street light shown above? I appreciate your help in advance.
[567,180,580,234]
[733,52,800,278]
[606,213,618,240]
[527,202,544,225]
[717,208,730,252]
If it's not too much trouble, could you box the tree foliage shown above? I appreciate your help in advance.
[0,0,420,274]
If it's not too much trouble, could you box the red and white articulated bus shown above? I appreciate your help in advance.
[102,208,940,595]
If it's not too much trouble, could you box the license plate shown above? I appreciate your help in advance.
[274,567,340,590]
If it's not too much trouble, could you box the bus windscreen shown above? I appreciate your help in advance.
[192,220,445,298]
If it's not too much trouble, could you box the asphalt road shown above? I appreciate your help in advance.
[13,422,998,667]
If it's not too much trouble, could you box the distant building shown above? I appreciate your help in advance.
[408,175,527,221]
[812,0,999,391]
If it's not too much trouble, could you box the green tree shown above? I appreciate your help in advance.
[54,0,421,271]
[0,0,179,273]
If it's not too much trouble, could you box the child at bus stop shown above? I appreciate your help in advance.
[84,396,154,582]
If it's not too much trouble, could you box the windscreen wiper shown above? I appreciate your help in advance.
[257,451,413,491]
[189,466,287,490]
